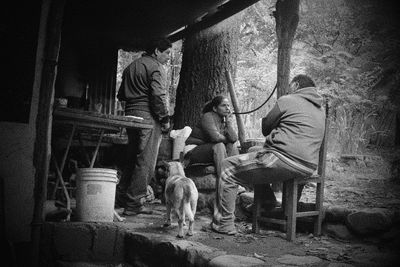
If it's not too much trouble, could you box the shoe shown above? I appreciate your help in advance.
[210,222,237,235]
[123,206,153,216]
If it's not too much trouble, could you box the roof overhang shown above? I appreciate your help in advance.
[63,0,260,50]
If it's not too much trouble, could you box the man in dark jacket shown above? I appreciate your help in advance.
[116,38,171,215]
[211,74,326,234]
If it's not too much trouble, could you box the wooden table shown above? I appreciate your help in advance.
[51,107,153,219]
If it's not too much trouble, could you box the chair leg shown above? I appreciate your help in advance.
[282,182,287,232]
[314,181,324,236]
[252,187,261,234]
[286,179,298,241]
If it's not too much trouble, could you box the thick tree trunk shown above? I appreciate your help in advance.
[275,0,299,97]
[173,14,241,129]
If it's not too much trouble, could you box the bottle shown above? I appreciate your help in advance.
[82,84,90,111]
[116,101,125,116]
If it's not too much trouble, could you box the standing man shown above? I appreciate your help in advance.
[211,74,326,234]
[116,38,172,215]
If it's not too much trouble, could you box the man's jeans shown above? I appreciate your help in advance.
[116,110,162,210]
[213,150,310,232]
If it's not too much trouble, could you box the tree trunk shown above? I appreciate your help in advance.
[275,0,300,97]
[173,14,241,129]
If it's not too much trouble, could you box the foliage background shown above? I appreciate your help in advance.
[235,0,400,156]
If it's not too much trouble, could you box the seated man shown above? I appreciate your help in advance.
[184,95,239,176]
[211,74,326,235]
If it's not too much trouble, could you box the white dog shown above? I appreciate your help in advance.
[163,161,198,238]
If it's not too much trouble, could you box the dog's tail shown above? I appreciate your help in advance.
[184,202,194,221]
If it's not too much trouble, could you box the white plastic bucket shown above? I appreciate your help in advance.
[76,168,118,222]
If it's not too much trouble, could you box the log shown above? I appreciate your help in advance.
[225,70,246,146]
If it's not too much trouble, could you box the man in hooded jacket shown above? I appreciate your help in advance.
[211,74,326,235]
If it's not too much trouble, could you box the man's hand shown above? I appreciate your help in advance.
[161,122,170,133]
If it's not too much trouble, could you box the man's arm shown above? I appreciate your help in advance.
[262,102,282,136]
[150,67,170,123]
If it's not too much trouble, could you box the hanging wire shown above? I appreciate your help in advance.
[233,83,277,115]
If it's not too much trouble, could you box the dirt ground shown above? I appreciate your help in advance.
[117,148,400,266]
[317,149,400,212]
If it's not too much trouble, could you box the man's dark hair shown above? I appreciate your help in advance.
[202,95,226,114]
[145,37,172,55]
[291,74,315,89]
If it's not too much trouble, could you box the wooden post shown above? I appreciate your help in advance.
[31,0,66,266]
[225,70,246,146]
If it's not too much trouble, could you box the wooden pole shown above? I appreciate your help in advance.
[31,0,66,266]
[225,70,246,146]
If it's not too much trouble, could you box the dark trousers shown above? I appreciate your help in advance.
[187,142,239,177]
[117,110,162,209]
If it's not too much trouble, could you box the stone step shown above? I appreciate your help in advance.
[188,173,217,191]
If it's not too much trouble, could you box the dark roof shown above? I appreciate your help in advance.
[63,0,259,50]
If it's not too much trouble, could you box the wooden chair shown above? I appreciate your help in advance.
[252,100,329,241]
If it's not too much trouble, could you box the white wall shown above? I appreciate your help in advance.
[0,1,46,243]
[0,124,36,242]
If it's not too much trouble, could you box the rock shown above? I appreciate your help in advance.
[325,206,354,223]
[197,192,215,211]
[276,254,322,265]
[326,263,355,267]
[346,208,393,235]
[323,223,355,240]
[204,165,216,174]
[239,192,254,213]
[189,174,217,190]
[208,254,265,267]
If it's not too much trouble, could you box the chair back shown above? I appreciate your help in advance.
[317,99,330,178]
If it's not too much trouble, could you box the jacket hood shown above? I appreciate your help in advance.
[293,87,323,108]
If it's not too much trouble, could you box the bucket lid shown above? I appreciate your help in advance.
[77,168,118,183]
[78,168,118,174]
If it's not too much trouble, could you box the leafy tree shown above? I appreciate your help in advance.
[236,0,400,152]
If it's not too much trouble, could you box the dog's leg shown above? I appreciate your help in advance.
[164,203,172,227]
[187,199,197,236]
[177,205,185,238]
[182,211,186,226]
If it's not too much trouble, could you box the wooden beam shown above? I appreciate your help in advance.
[169,0,260,41]
[31,0,66,266]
